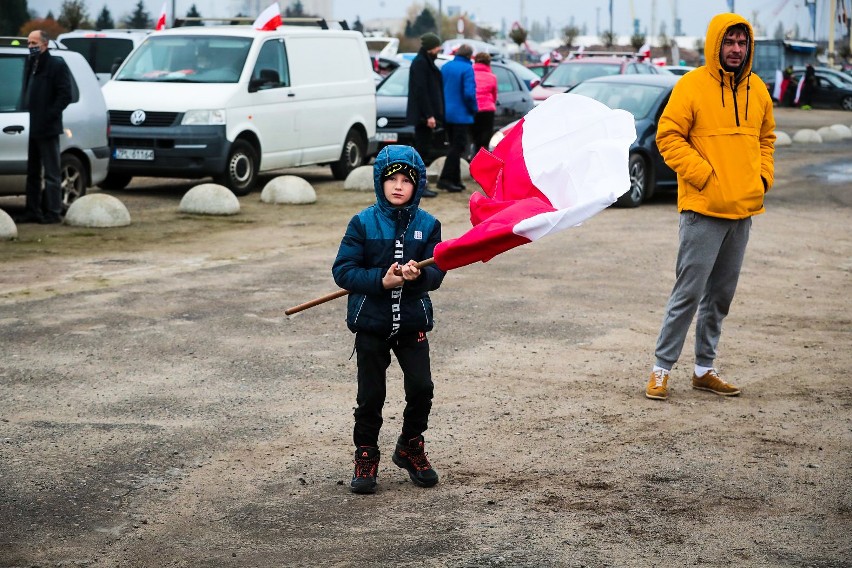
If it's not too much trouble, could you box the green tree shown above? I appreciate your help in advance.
[477,24,496,43]
[630,33,646,50]
[121,0,152,29]
[95,6,114,29]
[407,7,437,37]
[184,4,202,26]
[59,0,91,30]
[284,1,304,17]
[562,25,579,47]
[0,0,29,36]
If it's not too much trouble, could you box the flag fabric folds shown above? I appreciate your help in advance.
[253,2,283,30]
[432,93,636,272]
[155,2,167,31]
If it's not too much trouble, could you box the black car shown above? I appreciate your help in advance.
[568,74,679,207]
[372,58,535,163]
[770,69,852,111]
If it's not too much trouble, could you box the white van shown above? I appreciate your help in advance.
[57,29,151,86]
[100,24,376,194]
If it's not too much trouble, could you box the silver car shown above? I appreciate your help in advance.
[0,39,110,208]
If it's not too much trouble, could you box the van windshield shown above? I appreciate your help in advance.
[115,35,252,83]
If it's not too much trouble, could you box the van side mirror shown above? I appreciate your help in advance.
[249,68,280,92]
[110,57,124,77]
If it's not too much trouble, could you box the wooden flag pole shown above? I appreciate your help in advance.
[284,258,436,316]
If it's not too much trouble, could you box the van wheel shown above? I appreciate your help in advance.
[331,129,366,180]
[216,139,258,196]
[98,172,132,191]
[616,154,652,208]
[60,154,87,210]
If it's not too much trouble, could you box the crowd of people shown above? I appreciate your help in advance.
[405,32,498,198]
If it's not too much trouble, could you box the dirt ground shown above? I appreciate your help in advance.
[1,108,850,567]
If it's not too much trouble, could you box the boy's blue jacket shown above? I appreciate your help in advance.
[332,145,446,336]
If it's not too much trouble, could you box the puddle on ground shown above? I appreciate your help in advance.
[806,160,852,184]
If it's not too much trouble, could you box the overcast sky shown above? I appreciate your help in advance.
[28,0,832,40]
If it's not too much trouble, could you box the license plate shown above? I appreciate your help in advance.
[114,148,154,160]
[374,132,398,142]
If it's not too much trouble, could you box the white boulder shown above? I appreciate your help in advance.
[774,131,792,146]
[792,129,822,144]
[817,126,844,142]
[260,175,317,204]
[827,124,851,139]
[0,209,17,239]
[64,193,131,227]
[179,183,240,215]
[427,156,471,181]
[343,165,374,191]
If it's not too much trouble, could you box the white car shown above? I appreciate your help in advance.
[0,39,109,208]
[58,29,151,87]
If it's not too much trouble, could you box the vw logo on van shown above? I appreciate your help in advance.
[130,110,146,126]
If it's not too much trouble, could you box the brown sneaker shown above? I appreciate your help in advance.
[692,369,740,396]
[645,370,669,400]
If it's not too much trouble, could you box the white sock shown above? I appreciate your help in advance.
[694,365,713,377]
[652,365,670,375]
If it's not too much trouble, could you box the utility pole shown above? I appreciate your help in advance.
[828,0,836,66]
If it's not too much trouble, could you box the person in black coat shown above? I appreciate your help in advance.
[406,33,444,198]
[20,30,72,224]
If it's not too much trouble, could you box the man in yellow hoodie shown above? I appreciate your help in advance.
[646,13,775,401]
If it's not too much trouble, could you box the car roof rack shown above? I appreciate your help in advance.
[172,17,350,30]
[568,50,637,59]
[0,36,64,48]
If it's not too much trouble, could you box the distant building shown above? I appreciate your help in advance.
[752,39,818,83]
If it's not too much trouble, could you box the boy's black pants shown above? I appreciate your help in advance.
[353,331,433,448]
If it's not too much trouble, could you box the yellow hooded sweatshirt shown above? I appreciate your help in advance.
[656,13,775,219]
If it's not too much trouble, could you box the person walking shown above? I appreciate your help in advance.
[645,13,775,401]
[471,51,498,157]
[437,43,477,193]
[332,145,446,494]
[406,33,444,199]
[19,30,72,224]
[798,63,816,110]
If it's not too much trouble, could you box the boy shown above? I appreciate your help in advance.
[332,145,446,494]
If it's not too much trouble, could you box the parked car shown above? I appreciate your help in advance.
[662,64,696,76]
[531,54,669,105]
[372,58,535,164]
[792,65,852,88]
[101,23,377,194]
[526,62,558,78]
[0,39,109,207]
[767,69,852,110]
[492,74,679,207]
[57,29,150,86]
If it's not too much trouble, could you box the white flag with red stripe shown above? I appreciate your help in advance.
[253,2,283,30]
[433,94,635,272]
[155,2,167,31]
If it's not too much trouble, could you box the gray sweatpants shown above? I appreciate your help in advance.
[655,211,752,370]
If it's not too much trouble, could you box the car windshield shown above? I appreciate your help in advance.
[115,35,252,83]
[543,62,620,87]
[499,58,539,83]
[376,67,410,96]
[570,82,665,119]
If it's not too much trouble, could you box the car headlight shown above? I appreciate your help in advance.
[181,109,226,125]
[377,117,389,128]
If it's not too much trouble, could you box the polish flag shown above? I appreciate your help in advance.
[253,2,283,31]
[638,43,651,60]
[154,2,167,31]
[432,94,636,272]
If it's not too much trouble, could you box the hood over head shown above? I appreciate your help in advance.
[704,12,754,79]
[372,145,428,212]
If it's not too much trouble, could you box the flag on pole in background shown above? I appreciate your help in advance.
[154,2,167,31]
[432,94,636,272]
[253,2,283,31]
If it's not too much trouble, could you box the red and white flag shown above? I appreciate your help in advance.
[253,2,282,31]
[433,93,636,272]
[154,2,167,31]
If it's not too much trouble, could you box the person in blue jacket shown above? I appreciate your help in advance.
[332,144,446,494]
[437,43,478,192]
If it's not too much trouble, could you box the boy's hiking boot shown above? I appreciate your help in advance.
[646,369,669,400]
[392,435,439,488]
[692,369,740,396]
[350,446,380,494]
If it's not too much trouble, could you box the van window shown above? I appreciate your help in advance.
[115,35,251,83]
[252,39,289,88]
[61,37,134,74]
